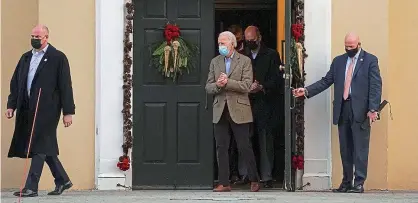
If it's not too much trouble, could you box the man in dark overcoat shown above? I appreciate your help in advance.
[244,26,284,188]
[5,24,75,197]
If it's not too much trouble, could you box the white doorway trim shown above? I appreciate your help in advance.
[302,0,333,190]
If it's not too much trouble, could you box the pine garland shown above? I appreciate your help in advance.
[291,0,307,170]
[118,0,134,171]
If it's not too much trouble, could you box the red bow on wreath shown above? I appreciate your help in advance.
[164,23,181,45]
[117,155,131,171]
[292,154,304,170]
[291,23,304,42]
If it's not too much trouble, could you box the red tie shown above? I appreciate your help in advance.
[343,58,355,100]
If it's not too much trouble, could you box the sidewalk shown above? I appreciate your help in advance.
[2,190,418,203]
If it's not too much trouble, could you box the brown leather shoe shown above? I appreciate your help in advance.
[250,182,261,192]
[213,185,231,192]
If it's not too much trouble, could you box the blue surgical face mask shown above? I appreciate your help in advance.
[219,45,229,56]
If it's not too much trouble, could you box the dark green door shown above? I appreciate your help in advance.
[132,0,215,189]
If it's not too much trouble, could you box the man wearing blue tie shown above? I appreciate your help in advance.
[293,32,382,193]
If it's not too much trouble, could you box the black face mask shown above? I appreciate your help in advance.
[246,40,259,50]
[31,39,42,49]
[237,40,244,48]
[345,46,359,58]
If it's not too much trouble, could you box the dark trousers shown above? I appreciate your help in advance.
[21,95,70,191]
[252,98,274,181]
[229,133,249,179]
[229,138,239,177]
[338,99,371,187]
[25,153,70,191]
[255,120,274,181]
[214,107,259,186]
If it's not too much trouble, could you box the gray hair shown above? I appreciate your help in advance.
[219,31,237,48]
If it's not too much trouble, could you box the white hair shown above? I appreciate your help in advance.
[218,31,237,48]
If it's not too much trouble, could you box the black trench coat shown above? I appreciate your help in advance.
[245,44,284,128]
[7,44,75,158]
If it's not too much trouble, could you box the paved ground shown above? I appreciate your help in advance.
[2,190,418,203]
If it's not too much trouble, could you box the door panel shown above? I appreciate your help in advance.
[132,0,214,189]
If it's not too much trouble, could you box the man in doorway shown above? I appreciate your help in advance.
[293,32,382,193]
[244,26,283,188]
[228,25,245,54]
[226,24,248,184]
[206,31,260,192]
[5,24,75,197]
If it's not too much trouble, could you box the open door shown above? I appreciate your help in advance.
[283,0,296,192]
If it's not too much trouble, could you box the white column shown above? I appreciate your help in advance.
[95,0,127,190]
[303,0,333,190]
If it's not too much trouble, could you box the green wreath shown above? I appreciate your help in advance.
[151,23,199,81]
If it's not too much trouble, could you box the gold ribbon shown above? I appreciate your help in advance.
[296,42,304,81]
[164,45,171,75]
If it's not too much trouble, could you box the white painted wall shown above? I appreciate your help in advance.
[95,0,333,191]
[95,0,127,190]
[302,0,333,190]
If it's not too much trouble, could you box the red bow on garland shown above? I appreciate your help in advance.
[164,24,180,45]
[117,155,131,171]
[292,154,304,170]
[291,23,304,42]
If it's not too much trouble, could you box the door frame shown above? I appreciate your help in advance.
[94,0,337,191]
[283,0,296,191]
[94,0,296,190]
[214,0,295,190]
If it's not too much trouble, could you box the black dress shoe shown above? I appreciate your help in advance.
[13,189,22,196]
[332,184,352,193]
[230,175,240,184]
[263,180,273,188]
[234,177,249,185]
[348,185,364,193]
[47,181,73,195]
[13,188,38,197]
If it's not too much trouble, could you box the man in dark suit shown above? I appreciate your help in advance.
[293,33,382,193]
[244,26,283,188]
[5,24,75,197]
[206,31,260,192]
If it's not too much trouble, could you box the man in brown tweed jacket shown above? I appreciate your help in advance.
[206,31,260,192]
